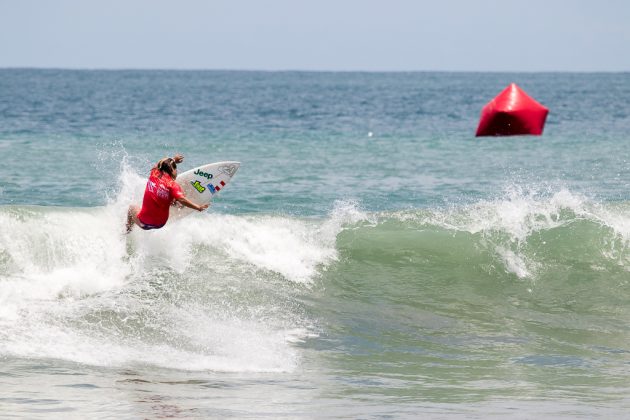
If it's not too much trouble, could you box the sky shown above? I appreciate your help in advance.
[1,0,629,72]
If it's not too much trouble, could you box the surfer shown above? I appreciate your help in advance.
[126,154,209,232]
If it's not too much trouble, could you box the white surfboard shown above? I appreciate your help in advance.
[171,161,240,219]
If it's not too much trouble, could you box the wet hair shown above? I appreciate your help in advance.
[157,157,177,178]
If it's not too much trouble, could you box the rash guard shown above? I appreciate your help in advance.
[137,168,184,227]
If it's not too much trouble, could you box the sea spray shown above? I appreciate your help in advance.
[383,186,630,279]
[0,200,347,372]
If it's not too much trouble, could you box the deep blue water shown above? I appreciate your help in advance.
[2,70,629,212]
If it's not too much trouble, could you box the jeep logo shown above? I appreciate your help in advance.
[193,169,213,180]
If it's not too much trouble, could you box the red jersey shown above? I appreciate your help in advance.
[137,168,185,227]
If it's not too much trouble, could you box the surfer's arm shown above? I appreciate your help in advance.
[175,196,209,212]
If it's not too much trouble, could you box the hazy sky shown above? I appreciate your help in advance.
[1,0,629,71]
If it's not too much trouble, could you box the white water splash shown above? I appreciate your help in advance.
[0,165,353,372]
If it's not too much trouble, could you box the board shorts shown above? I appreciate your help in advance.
[136,216,165,231]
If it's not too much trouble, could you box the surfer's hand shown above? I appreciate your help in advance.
[173,154,184,164]
[198,204,209,212]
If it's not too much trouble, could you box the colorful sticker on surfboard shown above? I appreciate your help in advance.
[191,180,206,193]
[207,180,225,194]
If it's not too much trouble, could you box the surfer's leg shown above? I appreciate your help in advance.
[126,205,141,233]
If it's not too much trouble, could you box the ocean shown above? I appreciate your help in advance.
[1,69,629,418]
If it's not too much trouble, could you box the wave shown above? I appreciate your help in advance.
[322,187,630,347]
[0,185,362,372]
[2,180,630,372]
[340,186,630,280]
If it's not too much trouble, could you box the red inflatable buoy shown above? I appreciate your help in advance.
[475,83,549,137]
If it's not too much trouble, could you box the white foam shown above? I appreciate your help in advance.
[138,199,367,285]
[0,208,129,316]
[418,186,600,278]
[0,165,354,370]
[0,323,298,373]
[0,207,306,372]
[459,186,586,240]
[495,246,535,279]
[0,300,301,373]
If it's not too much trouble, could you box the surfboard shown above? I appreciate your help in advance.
[171,161,240,219]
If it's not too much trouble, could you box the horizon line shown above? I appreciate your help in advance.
[1,66,629,74]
